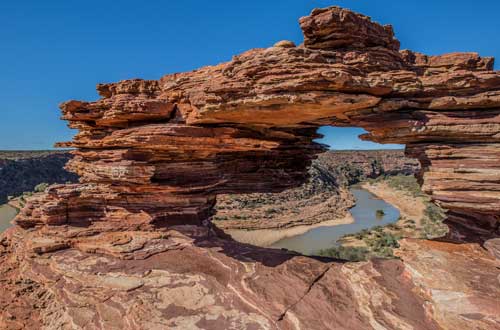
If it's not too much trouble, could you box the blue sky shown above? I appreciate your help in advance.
[1,0,498,150]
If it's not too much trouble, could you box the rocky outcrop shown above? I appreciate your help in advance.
[1,225,498,330]
[15,7,498,240]
[1,6,500,329]
[317,150,420,184]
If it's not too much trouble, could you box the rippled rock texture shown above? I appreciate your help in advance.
[1,226,499,330]
[15,7,499,239]
[1,6,500,330]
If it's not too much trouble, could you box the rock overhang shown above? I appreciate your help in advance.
[13,6,500,242]
[1,6,500,329]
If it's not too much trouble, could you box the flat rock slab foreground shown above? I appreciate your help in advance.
[1,226,499,329]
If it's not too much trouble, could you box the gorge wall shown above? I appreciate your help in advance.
[0,151,77,204]
[1,6,499,330]
[214,150,419,231]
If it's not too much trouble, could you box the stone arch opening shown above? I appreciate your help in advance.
[3,6,500,329]
[14,6,499,246]
[314,126,404,151]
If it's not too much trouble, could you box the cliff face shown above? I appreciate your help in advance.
[1,6,500,330]
[317,150,420,184]
[214,159,355,231]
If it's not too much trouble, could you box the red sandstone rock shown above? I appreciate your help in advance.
[299,7,400,50]
[1,226,499,329]
[33,12,498,237]
[1,5,500,329]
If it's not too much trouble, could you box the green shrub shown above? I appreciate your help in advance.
[383,175,422,197]
[34,182,49,193]
[376,246,395,258]
[386,223,399,230]
[370,232,400,250]
[318,246,370,262]
[421,202,448,239]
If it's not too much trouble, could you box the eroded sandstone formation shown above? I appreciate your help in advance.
[15,7,499,241]
[1,6,499,330]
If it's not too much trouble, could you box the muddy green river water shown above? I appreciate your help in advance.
[270,188,400,255]
[0,204,18,233]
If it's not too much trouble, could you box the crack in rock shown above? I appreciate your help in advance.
[277,265,331,322]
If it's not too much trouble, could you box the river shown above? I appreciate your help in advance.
[0,188,400,251]
[0,204,18,233]
[270,188,400,255]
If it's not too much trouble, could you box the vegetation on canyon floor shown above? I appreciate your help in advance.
[1,149,445,263]
[321,175,448,261]
[212,151,444,262]
[213,150,419,231]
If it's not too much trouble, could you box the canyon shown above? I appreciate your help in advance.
[1,6,499,330]
[215,149,418,232]
[0,151,77,204]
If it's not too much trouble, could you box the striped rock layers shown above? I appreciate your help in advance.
[2,6,500,330]
[17,6,499,241]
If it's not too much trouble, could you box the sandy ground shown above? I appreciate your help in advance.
[224,213,354,247]
[339,182,428,248]
[7,198,22,211]
[0,204,18,233]
[361,182,426,227]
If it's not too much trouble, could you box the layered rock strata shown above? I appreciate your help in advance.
[15,7,500,240]
[214,161,355,231]
[1,6,500,329]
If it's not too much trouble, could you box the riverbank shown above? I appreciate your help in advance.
[214,186,355,231]
[335,175,448,258]
[362,176,448,239]
[270,188,400,255]
[1,195,28,233]
[0,204,18,233]
[225,213,354,247]
[213,149,419,232]
[7,197,23,211]
[222,186,404,254]
[361,181,426,227]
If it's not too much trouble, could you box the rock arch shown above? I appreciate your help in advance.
[17,7,499,243]
[2,7,500,329]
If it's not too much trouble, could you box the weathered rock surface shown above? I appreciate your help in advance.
[1,6,500,330]
[13,7,499,239]
[1,226,498,330]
